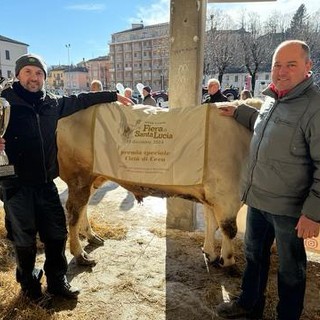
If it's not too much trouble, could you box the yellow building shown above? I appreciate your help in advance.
[47,66,66,94]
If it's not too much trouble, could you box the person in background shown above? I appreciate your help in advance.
[142,86,156,107]
[215,40,320,320]
[203,78,228,103]
[240,89,252,100]
[0,53,132,306]
[124,87,138,104]
[90,79,103,92]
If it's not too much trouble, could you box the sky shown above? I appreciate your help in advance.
[1,0,320,67]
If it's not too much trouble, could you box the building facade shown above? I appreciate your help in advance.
[109,22,169,93]
[0,35,28,79]
[79,56,111,90]
[64,66,89,94]
[47,65,67,94]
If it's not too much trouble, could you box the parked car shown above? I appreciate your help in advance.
[202,86,209,102]
[132,91,143,104]
[202,86,239,102]
[222,87,239,101]
[152,90,168,107]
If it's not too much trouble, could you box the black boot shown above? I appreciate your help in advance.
[47,274,80,299]
[44,239,80,299]
[14,245,43,301]
[216,296,265,320]
[14,245,52,308]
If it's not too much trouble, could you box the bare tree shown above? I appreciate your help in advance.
[306,9,320,84]
[236,13,274,92]
[204,9,240,86]
[204,4,320,91]
[264,10,290,37]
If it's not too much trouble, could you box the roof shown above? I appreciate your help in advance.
[113,22,169,35]
[86,55,110,62]
[65,66,88,73]
[49,65,68,71]
[0,35,28,46]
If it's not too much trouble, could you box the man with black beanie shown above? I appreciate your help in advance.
[142,85,156,107]
[0,53,132,306]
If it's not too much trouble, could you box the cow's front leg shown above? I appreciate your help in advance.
[219,217,237,267]
[79,203,104,246]
[67,185,97,266]
[68,206,96,266]
[215,200,240,267]
[202,205,219,264]
[203,202,239,268]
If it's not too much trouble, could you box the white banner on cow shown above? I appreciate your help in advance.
[93,103,208,186]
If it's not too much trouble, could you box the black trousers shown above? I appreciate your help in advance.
[2,180,67,246]
[2,181,68,288]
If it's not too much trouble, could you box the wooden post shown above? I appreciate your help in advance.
[166,0,207,230]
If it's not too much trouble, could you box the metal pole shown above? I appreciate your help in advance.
[65,44,71,94]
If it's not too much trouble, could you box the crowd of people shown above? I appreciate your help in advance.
[92,81,157,106]
[1,38,320,320]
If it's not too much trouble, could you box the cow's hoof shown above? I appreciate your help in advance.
[211,256,224,268]
[201,247,219,272]
[75,252,97,266]
[88,234,105,246]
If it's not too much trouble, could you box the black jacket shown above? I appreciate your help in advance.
[1,82,117,186]
[203,90,228,103]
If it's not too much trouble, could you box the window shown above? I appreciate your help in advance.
[5,50,10,60]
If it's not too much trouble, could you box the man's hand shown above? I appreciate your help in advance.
[218,105,236,117]
[117,94,133,106]
[0,137,5,152]
[295,214,320,239]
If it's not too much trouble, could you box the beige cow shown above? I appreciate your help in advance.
[57,102,255,267]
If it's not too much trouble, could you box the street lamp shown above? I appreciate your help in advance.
[65,44,71,93]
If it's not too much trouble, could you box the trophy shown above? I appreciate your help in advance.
[0,97,15,177]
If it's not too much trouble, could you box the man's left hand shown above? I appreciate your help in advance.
[295,214,320,239]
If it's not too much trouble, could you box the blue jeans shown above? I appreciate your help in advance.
[238,207,306,320]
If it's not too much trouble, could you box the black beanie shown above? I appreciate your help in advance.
[15,53,47,79]
[143,86,151,93]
